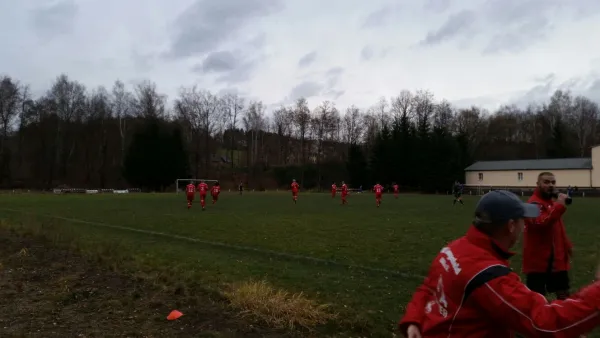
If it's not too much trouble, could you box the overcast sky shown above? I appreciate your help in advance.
[2,0,600,112]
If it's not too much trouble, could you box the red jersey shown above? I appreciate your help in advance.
[211,185,220,195]
[291,182,299,192]
[523,188,571,273]
[341,184,348,194]
[393,184,399,192]
[373,184,383,194]
[186,184,195,194]
[197,183,209,194]
[331,184,337,192]
[399,226,600,338]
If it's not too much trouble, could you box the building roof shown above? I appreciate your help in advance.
[465,158,592,171]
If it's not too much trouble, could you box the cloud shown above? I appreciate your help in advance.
[419,1,600,54]
[360,46,374,61]
[362,5,394,29]
[30,0,78,39]
[289,81,324,101]
[424,0,451,13]
[298,51,317,68]
[419,10,475,46]
[192,50,258,84]
[483,16,551,54]
[508,73,600,108]
[167,0,284,59]
[198,51,243,73]
[325,67,344,87]
[2,0,600,115]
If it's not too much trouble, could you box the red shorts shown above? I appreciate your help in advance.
[376,194,382,199]
[200,193,207,199]
[341,193,348,198]
[212,194,219,200]
[186,193,194,201]
[292,190,298,196]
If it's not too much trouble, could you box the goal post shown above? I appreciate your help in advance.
[175,179,219,193]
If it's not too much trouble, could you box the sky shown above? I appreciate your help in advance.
[2,0,600,113]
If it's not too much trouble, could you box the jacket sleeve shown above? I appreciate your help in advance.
[471,272,600,337]
[398,277,432,336]
[527,202,566,228]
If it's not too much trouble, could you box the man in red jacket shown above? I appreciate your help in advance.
[398,190,600,338]
[523,172,572,300]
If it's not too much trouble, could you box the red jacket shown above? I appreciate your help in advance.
[522,189,572,274]
[398,226,600,338]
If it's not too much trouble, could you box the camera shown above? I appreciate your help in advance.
[552,192,573,205]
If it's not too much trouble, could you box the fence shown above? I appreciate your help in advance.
[462,185,600,197]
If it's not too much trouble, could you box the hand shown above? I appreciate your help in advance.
[407,325,422,338]
[556,193,569,206]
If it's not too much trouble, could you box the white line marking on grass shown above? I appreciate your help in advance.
[0,208,426,280]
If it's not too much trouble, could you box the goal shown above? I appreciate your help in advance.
[175,179,219,193]
[469,185,492,196]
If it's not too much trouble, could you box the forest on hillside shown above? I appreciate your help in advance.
[0,74,597,191]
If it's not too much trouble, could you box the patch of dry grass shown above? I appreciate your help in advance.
[224,280,337,331]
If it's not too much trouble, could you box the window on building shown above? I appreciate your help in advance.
[517,172,523,181]
[478,172,483,181]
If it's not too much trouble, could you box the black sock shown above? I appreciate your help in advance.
[453,199,456,204]
[459,200,463,205]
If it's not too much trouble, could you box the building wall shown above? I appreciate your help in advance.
[465,169,592,187]
[592,145,600,187]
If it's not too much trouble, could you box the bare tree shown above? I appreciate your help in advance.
[175,86,221,177]
[86,86,112,187]
[111,80,133,167]
[272,106,293,164]
[374,96,389,130]
[413,90,435,136]
[222,93,244,167]
[47,74,87,183]
[132,80,166,119]
[390,90,414,124]
[243,101,266,166]
[0,76,21,183]
[343,105,363,145]
[433,99,454,132]
[569,96,598,157]
[293,97,311,167]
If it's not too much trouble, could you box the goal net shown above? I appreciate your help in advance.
[175,179,219,193]
[469,185,492,196]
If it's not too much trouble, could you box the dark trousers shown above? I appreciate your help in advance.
[526,271,570,298]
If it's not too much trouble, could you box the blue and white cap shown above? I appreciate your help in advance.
[475,190,540,225]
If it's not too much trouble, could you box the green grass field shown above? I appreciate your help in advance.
[1,191,600,337]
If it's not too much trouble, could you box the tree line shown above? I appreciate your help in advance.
[0,73,598,191]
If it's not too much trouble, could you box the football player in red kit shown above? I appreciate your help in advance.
[373,182,384,207]
[185,181,196,209]
[197,180,209,210]
[331,182,337,198]
[392,182,399,199]
[340,181,348,205]
[291,179,299,204]
[211,181,220,204]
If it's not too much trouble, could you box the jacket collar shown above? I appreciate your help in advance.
[466,225,514,261]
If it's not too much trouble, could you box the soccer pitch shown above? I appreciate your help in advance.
[1,191,600,336]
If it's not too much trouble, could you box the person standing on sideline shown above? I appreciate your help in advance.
[399,190,600,338]
[523,172,573,300]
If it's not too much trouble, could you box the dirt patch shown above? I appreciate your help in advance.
[0,229,289,337]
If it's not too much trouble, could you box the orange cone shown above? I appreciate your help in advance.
[167,310,183,321]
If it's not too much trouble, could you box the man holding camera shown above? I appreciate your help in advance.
[523,172,573,300]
